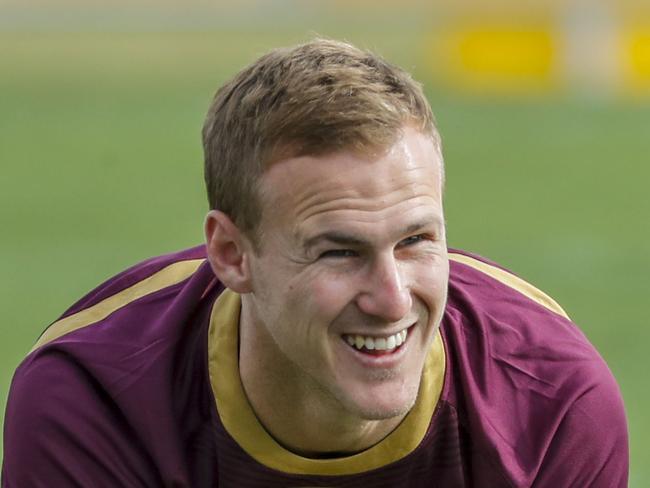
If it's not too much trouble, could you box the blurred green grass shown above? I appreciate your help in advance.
[1,31,648,485]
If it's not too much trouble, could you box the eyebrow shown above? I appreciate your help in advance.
[302,232,367,251]
[301,218,443,251]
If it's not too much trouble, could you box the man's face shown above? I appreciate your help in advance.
[244,127,448,420]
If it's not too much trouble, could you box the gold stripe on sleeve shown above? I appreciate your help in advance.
[30,258,205,353]
[449,252,569,318]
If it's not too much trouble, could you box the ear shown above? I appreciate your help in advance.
[204,210,253,293]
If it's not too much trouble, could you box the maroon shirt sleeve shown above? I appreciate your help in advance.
[444,252,629,487]
[2,251,215,488]
[2,352,161,488]
[531,365,628,487]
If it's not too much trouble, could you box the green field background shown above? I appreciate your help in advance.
[1,28,649,485]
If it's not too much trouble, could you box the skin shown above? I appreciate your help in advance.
[205,126,449,456]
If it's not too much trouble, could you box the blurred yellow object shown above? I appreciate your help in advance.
[625,26,650,91]
[431,24,557,94]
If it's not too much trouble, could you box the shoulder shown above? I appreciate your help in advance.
[445,249,591,386]
[448,249,568,318]
[442,249,628,486]
[30,244,212,354]
[446,249,586,365]
[57,244,208,319]
[16,244,219,396]
[3,245,221,486]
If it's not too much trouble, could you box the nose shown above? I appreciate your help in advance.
[356,254,412,322]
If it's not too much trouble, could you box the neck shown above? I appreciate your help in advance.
[238,299,406,457]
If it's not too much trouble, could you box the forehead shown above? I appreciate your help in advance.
[258,128,444,238]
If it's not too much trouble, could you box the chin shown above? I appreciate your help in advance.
[356,403,413,421]
[340,383,420,421]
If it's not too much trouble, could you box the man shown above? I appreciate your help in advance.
[3,39,628,487]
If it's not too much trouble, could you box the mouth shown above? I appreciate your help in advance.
[341,325,413,356]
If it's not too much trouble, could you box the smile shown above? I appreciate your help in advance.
[342,327,409,354]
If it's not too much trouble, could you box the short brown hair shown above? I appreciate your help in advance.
[202,38,439,242]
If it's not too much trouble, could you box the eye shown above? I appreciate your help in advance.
[397,234,426,248]
[318,249,358,259]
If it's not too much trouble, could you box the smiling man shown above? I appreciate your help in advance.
[3,39,628,487]
[224,127,448,457]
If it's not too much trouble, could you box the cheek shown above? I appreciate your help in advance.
[308,274,358,318]
[275,276,349,367]
[410,260,449,302]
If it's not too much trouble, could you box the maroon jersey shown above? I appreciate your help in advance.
[2,246,628,487]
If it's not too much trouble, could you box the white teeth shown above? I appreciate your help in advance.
[343,328,409,352]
